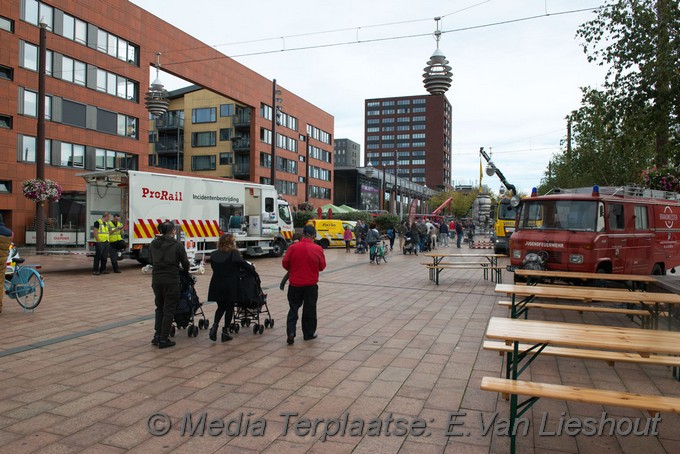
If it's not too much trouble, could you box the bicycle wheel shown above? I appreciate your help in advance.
[11,268,44,310]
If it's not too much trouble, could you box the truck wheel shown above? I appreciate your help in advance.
[269,239,287,257]
[318,239,330,249]
[651,264,664,275]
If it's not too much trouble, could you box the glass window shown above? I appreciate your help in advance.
[191,155,216,171]
[107,73,116,95]
[126,117,137,138]
[118,39,127,60]
[39,3,53,30]
[96,68,106,91]
[97,29,107,52]
[220,104,234,117]
[607,204,625,230]
[634,205,649,230]
[0,64,12,81]
[45,95,51,120]
[23,0,39,25]
[73,144,84,168]
[219,128,232,141]
[21,135,36,161]
[117,114,126,136]
[0,16,14,32]
[219,152,233,165]
[127,44,137,65]
[73,60,86,86]
[60,142,72,166]
[45,50,52,76]
[106,150,116,169]
[117,76,126,98]
[191,131,216,147]
[22,89,37,116]
[191,107,216,123]
[21,41,38,71]
[95,148,106,169]
[0,114,11,129]
[62,14,75,40]
[61,56,74,82]
[75,19,87,44]
[107,34,117,57]
[126,80,136,101]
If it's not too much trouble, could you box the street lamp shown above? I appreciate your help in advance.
[271,79,282,187]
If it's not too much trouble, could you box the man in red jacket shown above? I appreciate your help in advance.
[282,224,326,345]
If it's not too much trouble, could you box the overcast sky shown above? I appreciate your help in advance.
[131,0,607,195]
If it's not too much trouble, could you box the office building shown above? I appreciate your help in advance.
[364,94,451,190]
[1,0,333,244]
[334,138,360,167]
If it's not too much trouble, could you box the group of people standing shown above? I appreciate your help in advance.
[402,218,468,253]
[92,212,125,275]
[149,222,325,349]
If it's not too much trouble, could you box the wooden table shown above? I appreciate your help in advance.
[423,253,506,285]
[484,316,680,453]
[514,268,658,290]
[495,283,680,329]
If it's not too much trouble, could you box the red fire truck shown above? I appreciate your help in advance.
[509,185,680,277]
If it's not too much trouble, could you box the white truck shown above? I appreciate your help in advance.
[79,170,294,262]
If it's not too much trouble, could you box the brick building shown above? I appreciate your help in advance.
[364,94,451,191]
[1,0,333,244]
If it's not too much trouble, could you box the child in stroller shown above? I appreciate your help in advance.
[229,267,274,336]
[171,271,208,338]
[402,231,415,255]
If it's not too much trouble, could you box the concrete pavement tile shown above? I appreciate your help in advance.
[1,431,63,453]
[79,444,127,453]
[99,422,151,450]
[346,366,383,382]
[50,391,119,417]
[33,442,81,453]
[59,422,124,448]
[295,385,332,399]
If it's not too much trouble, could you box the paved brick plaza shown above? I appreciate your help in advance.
[2,244,680,453]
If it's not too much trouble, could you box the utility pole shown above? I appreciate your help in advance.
[566,115,572,165]
[270,79,277,187]
[36,22,47,253]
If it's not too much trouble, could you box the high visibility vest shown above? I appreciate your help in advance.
[108,221,123,242]
[95,219,109,242]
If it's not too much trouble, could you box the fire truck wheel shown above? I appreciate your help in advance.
[652,264,664,275]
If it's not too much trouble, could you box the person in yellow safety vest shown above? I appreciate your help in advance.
[107,213,124,274]
[92,212,111,275]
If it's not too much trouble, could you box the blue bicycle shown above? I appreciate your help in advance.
[5,246,44,310]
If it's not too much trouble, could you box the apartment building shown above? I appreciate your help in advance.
[1,0,333,243]
[364,94,452,190]
[334,138,360,168]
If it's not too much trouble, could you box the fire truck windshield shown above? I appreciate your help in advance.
[518,200,598,232]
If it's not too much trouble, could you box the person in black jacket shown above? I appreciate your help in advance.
[150,221,191,349]
[208,234,254,342]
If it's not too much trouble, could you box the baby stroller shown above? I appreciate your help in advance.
[355,233,367,254]
[402,232,415,255]
[171,271,208,338]
[229,268,273,335]
[422,236,432,253]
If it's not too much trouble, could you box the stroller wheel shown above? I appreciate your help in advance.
[270,319,275,328]
[234,324,240,333]
[264,319,270,328]
[252,324,259,335]
[258,325,264,335]
[197,319,204,329]
[203,319,209,330]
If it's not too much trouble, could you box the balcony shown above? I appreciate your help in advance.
[154,139,183,155]
[154,117,184,130]
[231,138,251,153]
[232,164,250,179]
[232,114,251,128]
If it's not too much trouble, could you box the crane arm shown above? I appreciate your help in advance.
[432,197,453,216]
[479,147,517,196]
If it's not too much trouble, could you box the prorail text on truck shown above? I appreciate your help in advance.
[141,188,183,201]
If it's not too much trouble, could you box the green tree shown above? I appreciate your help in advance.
[576,0,679,165]
[543,0,679,191]
[428,190,478,219]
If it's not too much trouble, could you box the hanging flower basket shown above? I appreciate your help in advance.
[22,178,63,203]
[641,165,680,193]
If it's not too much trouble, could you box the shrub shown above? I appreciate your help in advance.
[641,165,680,192]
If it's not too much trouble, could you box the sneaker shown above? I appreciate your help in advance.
[93,271,100,275]
[158,339,176,349]
[101,271,110,274]
[287,335,295,345]
[114,270,122,273]
[151,335,160,346]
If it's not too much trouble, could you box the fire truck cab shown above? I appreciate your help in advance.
[509,185,680,277]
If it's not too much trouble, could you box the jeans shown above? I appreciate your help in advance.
[456,233,463,248]
[287,284,318,339]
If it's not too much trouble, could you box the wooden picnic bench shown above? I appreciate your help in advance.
[482,317,680,454]
[495,283,680,329]
[423,253,506,285]
[514,268,658,290]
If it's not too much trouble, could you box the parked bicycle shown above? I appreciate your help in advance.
[4,245,44,310]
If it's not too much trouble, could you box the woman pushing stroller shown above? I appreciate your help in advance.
[208,234,254,342]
